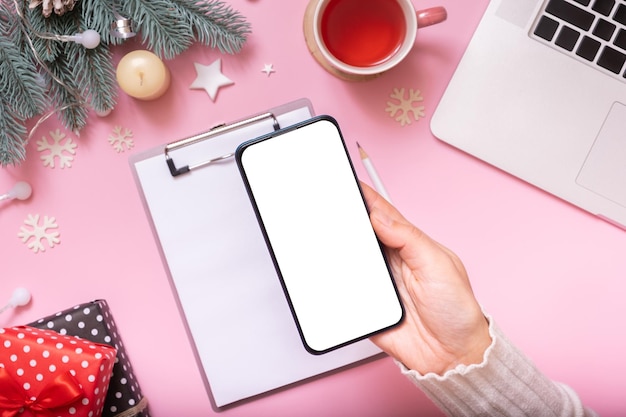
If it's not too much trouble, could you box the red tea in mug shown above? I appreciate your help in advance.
[321,0,406,67]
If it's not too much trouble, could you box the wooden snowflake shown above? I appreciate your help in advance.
[108,126,134,153]
[385,88,426,126]
[17,214,61,253]
[36,129,77,168]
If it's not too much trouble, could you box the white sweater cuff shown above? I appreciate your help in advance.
[398,315,595,417]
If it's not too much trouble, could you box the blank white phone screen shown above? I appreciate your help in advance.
[237,117,403,354]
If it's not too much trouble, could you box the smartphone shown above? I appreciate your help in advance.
[236,116,403,354]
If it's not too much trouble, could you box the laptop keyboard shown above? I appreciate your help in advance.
[532,0,626,80]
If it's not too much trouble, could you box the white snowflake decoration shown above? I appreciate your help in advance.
[108,126,134,153]
[17,214,61,253]
[36,129,77,168]
[385,88,426,126]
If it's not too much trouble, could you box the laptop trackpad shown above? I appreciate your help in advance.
[577,102,626,208]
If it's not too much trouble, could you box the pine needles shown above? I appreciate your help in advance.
[173,0,250,54]
[0,0,251,166]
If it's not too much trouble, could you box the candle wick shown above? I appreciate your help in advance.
[139,71,144,87]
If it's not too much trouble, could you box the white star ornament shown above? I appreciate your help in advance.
[262,63,275,77]
[190,59,234,101]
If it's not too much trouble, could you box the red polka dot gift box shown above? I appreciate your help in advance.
[28,300,149,417]
[0,325,117,417]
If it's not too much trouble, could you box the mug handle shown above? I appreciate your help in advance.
[416,6,447,28]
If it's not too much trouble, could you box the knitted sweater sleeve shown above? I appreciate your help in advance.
[398,315,597,417]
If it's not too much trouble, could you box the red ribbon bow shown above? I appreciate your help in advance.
[0,367,84,417]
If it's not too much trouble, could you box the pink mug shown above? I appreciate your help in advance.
[305,0,447,78]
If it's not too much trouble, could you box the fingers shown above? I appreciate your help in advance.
[361,182,425,247]
[361,182,407,233]
[361,182,447,273]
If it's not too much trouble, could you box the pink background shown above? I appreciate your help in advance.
[2,0,625,415]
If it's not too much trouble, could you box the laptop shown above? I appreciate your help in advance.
[431,0,626,229]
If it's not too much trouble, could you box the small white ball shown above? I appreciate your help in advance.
[10,181,32,200]
[95,108,112,117]
[76,30,101,49]
[9,287,31,307]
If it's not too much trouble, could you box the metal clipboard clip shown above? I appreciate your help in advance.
[164,112,281,177]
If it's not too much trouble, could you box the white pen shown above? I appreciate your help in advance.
[357,142,392,203]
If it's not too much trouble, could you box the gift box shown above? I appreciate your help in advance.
[29,300,150,417]
[0,325,116,417]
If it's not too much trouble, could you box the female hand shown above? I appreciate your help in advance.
[362,183,491,375]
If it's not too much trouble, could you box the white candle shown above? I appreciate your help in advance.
[116,50,170,100]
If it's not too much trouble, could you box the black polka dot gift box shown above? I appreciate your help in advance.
[0,325,117,416]
[28,300,150,417]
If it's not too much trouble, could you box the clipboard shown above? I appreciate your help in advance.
[129,99,382,409]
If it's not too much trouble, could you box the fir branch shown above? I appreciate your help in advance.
[0,9,46,119]
[73,1,118,113]
[74,44,117,114]
[0,101,28,166]
[24,5,62,62]
[0,1,12,27]
[5,3,38,69]
[0,44,47,120]
[47,43,89,133]
[37,6,89,133]
[0,1,44,166]
[125,0,193,59]
[172,0,251,54]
